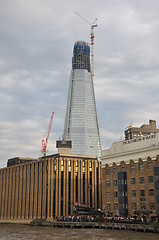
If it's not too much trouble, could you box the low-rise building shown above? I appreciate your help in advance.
[125,119,159,140]
[101,132,159,220]
[0,153,101,222]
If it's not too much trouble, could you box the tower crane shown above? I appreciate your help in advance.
[41,111,54,156]
[75,11,97,77]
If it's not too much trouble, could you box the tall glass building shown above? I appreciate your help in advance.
[63,41,101,159]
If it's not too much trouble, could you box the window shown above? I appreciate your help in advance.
[132,190,136,197]
[132,203,137,210]
[114,180,117,186]
[113,168,117,175]
[122,167,126,172]
[114,203,118,210]
[107,192,110,198]
[130,165,135,173]
[119,203,127,209]
[141,203,146,210]
[119,191,127,197]
[54,164,56,172]
[148,176,153,183]
[149,189,154,196]
[107,203,110,210]
[106,169,110,175]
[121,179,127,184]
[106,181,110,187]
[139,163,144,171]
[131,178,136,184]
[140,177,144,184]
[114,192,118,198]
[148,162,152,170]
[150,203,155,210]
[140,190,145,197]
[89,161,92,171]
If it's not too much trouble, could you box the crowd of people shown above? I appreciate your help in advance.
[56,215,101,222]
[55,215,152,223]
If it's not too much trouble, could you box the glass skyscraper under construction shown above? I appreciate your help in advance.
[63,41,101,159]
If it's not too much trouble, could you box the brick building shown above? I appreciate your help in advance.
[101,132,159,220]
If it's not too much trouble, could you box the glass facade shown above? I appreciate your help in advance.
[63,41,101,158]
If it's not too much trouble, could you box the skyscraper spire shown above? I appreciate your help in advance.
[63,41,101,159]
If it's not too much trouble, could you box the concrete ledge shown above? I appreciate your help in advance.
[30,220,159,233]
[0,219,31,225]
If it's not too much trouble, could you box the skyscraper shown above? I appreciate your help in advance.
[63,41,101,158]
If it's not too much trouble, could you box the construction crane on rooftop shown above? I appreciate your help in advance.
[41,111,54,156]
[75,11,97,77]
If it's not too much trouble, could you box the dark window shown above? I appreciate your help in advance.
[119,203,127,209]
[148,162,152,170]
[121,179,127,185]
[140,177,144,184]
[83,172,85,203]
[114,192,118,198]
[149,189,154,196]
[107,192,110,198]
[132,190,136,197]
[114,203,118,210]
[114,180,117,186]
[106,181,110,187]
[76,173,78,202]
[148,176,153,183]
[130,165,135,173]
[150,203,155,210]
[140,190,145,197]
[132,203,137,210]
[107,203,110,210]
[141,203,146,210]
[131,178,135,184]
[139,164,144,171]
[106,169,110,175]
[119,191,127,197]
[113,168,117,175]
[68,172,71,215]
[61,171,64,216]
[90,171,92,207]
[122,167,126,172]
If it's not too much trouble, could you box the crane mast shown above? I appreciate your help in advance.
[75,11,97,77]
[41,111,54,156]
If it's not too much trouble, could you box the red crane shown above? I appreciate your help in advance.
[41,111,54,156]
[75,11,97,77]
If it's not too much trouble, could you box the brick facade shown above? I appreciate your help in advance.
[102,156,159,219]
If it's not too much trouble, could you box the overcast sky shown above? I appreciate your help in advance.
[0,0,159,168]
